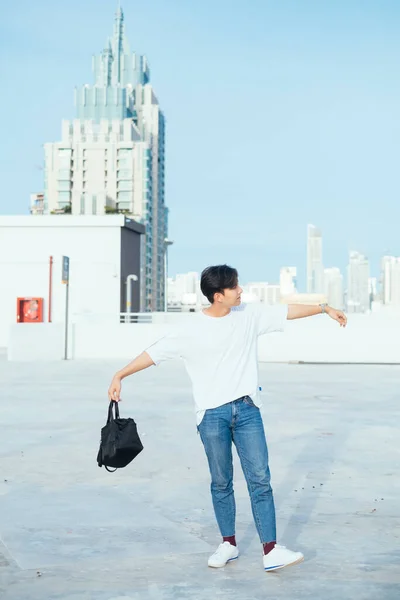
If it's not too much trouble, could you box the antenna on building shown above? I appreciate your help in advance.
[116,0,123,19]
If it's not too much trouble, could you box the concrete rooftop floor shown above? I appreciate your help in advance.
[0,357,399,600]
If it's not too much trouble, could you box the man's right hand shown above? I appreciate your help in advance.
[108,375,122,402]
[106,352,154,403]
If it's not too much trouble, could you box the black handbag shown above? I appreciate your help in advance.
[97,401,143,472]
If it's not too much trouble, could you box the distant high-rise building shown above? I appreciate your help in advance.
[381,256,400,306]
[368,277,378,302]
[175,272,199,298]
[307,224,323,294]
[280,267,297,297]
[324,267,343,309]
[167,272,207,310]
[42,6,168,311]
[347,251,370,313]
[30,193,45,215]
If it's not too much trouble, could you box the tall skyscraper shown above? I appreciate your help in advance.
[382,256,400,306]
[43,6,168,311]
[347,251,370,313]
[324,267,343,309]
[307,225,323,294]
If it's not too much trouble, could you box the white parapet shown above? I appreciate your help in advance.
[7,309,400,363]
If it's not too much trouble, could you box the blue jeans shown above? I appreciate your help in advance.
[198,397,276,543]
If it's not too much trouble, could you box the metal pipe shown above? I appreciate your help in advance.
[48,256,53,322]
[126,274,138,314]
[64,281,69,360]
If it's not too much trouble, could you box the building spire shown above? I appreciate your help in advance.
[99,37,113,86]
[113,2,126,84]
[116,0,123,20]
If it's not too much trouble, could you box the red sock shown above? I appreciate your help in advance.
[223,535,237,547]
[263,541,276,555]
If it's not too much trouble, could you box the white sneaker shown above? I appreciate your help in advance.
[208,542,239,568]
[263,544,304,572]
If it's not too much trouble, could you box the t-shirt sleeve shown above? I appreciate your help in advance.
[253,303,288,336]
[145,332,183,365]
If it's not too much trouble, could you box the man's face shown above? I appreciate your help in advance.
[214,283,243,307]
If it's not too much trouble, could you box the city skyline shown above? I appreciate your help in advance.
[1,1,400,287]
[167,223,400,311]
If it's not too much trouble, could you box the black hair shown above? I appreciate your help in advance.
[200,265,239,304]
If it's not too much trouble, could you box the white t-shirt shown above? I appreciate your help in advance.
[145,303,288,424]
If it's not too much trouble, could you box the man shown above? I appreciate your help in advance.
[108,265,347,572]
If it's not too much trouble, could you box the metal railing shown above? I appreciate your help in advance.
[71,311,201,325]
[119,311,201,324]
[120,312,153,324]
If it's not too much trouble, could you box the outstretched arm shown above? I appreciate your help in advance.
[108,351,155,401]
[108,330,183,402]
[287,304,347,327]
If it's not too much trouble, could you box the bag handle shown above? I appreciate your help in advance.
[104,401,120,472]
[107,400,120,423]
[105,465,118,473]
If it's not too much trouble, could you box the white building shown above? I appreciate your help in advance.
[167,272,208,311]
[347,251,370,313]
[44,120,147,217]
[324,267,343,309]
[30,193,45,215]
[0,215,144,349]
[382,256,400,306]
[307,224,324,294]
[280,267,297,297]
[175,272,199,298]
[244,283,280,305]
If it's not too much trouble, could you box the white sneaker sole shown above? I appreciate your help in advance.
[208,555,239,569]
[264,555,304,572]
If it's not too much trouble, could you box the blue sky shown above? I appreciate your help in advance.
[1,0,400,289]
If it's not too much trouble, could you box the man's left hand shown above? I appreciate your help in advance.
[326,307,347,327]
